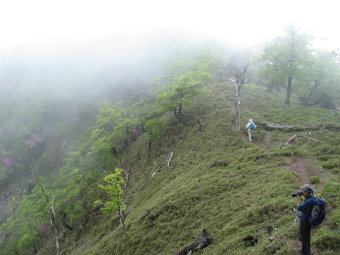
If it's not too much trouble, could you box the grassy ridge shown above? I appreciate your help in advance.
[59,83,340,255]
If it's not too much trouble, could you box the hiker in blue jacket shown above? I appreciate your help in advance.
[296,184,315,255]
[245,119,256,141]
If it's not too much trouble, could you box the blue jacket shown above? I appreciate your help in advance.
[297,195,315,222]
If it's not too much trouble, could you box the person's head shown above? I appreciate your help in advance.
[249,119,253,122]
[301,184,314,197]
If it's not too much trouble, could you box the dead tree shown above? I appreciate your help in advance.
[165,152,174,168]
[283,132,318,148]
[123,168,132,192]
[256,122,340,131]
[231,63,249,130]
[118,206,126,234]
[39,184,61,255]
[174,229,213,255]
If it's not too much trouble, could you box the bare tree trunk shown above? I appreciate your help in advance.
[51,218,61,255]
[173,108,178,120]
[49,199,61,255]
[117,195,126,234]
[118,209,126,232]
[39,184,61,255]
[285,76,293,105]
[231,63,249,130]
[165,152,174,168]
[234,84,241,130]
[173,104,183,122]
[177,104,182,123]
[123,169,131,192]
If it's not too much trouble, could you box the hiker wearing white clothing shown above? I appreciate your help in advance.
[246,119,256,141]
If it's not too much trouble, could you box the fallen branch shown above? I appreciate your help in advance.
[283,134,304,147]
[174,229,213,255]
[283,132,318,148]
[151,167,161,178]
[257,122,340,131]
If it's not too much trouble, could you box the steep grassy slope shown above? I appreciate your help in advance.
[42,83,339,255]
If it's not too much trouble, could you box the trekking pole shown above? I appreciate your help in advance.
[291,216,299,226]
[287,208,299,230]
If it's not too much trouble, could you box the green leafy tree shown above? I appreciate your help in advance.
[144,118,164,151]
[158,69,212,121]
[259,43,286,92]
[260,25,313,104]
[144,118,164,142]
[17,232,38,254]
[90,103,140,159]
[299,50,340,108]
[98,168,126,230]
[0,185,52,254]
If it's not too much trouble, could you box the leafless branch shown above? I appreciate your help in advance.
[165,152,174,168]
[283,132,318,148]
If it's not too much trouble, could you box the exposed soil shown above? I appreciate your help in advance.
[292,156,316,186]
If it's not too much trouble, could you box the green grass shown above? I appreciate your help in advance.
[36,82,340,255]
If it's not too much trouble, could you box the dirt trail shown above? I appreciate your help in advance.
[257,131,316,185]
[292,156,316,186]
[254,130,332,255]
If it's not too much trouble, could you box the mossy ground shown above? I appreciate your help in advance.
[41,83,339,255]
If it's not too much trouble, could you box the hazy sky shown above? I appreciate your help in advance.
[0,0,339,55]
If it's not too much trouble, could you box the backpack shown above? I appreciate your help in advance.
[249,122,256,129]
[308,197,326,227]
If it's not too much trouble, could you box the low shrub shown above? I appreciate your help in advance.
[327,210,340,228]
[330,168,340,174]
[317,155,333,161]
[320,250,340,255]
[322,160,340,170]
[322,182,340,204]
[318,145,340,154]
[313,227,340,250]
[310,176,320,184]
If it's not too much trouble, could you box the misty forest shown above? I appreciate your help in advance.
[0,22,340,255]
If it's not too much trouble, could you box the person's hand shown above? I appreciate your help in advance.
[296,195,302,207]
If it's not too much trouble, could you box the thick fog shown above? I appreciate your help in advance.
[0,39,168,101]
[1,0,339,53]
[0,0,339,103]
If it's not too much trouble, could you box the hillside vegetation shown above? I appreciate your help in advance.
[48,82,337,255]
[1,39,340,255]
